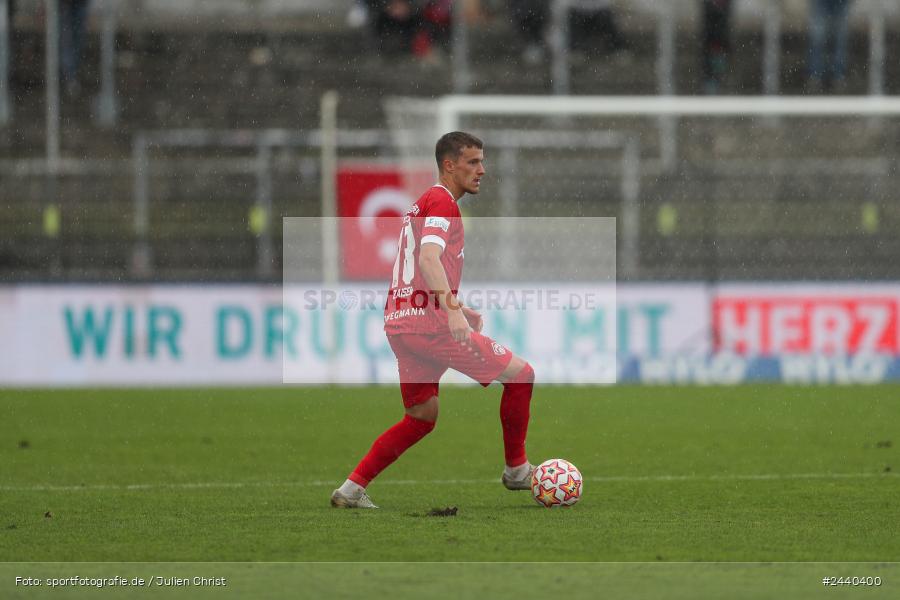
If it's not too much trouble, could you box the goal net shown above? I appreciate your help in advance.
[385,95,900,281]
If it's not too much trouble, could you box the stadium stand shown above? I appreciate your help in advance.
[1,2,899,281]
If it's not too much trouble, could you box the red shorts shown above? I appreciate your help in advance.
[387,331,514,408]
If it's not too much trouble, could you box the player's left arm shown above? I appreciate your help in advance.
[420,198,482,333]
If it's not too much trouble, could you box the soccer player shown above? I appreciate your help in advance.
[331,132,536,508]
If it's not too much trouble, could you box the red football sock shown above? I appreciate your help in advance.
[349,414,435,487]
[500,363,534,467]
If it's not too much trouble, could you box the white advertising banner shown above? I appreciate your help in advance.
[0,284,709,387]
[8,283,896,386]
[0,286,287,386]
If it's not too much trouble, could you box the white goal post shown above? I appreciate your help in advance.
[389,96,900,171]
[436,95,900,174]
[434,96,900,130]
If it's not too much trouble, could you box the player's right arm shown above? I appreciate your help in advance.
[419,243,471,342]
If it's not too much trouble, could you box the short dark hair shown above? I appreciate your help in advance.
[435,131,483,172]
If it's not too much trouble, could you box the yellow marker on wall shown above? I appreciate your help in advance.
[657,203,677,236]
[43,205,61,238]
[249,206,267,235]
[861,202,879,233]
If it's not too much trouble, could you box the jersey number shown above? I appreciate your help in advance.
[391,222,415,288]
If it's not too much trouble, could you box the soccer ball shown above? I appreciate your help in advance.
[531,458,583,508]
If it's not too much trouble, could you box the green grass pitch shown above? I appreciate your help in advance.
[1,385,898,597]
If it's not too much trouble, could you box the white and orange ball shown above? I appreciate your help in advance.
[531,459,583,508]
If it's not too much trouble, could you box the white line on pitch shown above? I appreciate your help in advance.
[0,472,895,493]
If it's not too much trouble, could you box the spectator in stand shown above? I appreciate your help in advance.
[59,0,92,96]
[363,0,421,56]
[413,0,453,63]
[807,0,853,93]
[700,0,733,95]
[569,0,629,58]
[359,0,475,65]
[509,0,548,65]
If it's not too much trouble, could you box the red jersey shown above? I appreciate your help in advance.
[384,185,465,335]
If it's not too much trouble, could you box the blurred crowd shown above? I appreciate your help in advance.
[701,0,854,94]
[348,0,630,65]
[6,0,93,97]
[1,0,861,95]
[347,0,456,63]
[349,0,857,93]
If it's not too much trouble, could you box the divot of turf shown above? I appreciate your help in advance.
[427,507,458,517]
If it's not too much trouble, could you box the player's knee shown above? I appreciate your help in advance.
[406,396,439,424]
[505,362,535,386]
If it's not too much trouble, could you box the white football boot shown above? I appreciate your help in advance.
[501,463,535,491]
[330,488,379,509]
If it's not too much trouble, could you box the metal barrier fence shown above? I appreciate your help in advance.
[130,128,638,280]
[2,114,899,282]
